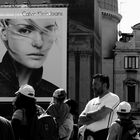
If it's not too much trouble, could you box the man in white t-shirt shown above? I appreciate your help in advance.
[78,74,120,140]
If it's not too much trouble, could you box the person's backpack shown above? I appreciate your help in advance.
[115,120,135,140]
[30,113,59,140]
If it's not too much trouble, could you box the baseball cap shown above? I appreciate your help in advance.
[15,84,35,98]
[53,88,67,99]
[117,101,131,113]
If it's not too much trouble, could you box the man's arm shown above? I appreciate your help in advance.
[78,106,112,125]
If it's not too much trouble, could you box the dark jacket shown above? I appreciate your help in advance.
[0,51,58,97]
[0,116,15,140]
[0,52,58,119]
[107,118,138,140]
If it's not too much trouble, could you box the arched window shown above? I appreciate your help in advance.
[127,84,135,102]
[124,79,138,103]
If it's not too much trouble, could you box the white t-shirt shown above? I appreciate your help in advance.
[81,92,120,132]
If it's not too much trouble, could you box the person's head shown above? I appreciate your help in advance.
[0,18,58,69]
[52,88,67,104]
[92,73,110,96]
[13,84,36,111]
[65,99,78,116]
[117,101,132,120]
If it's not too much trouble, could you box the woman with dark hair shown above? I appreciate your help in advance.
[64,99,78,140]
[0,17,59,120]
[0,18,59,97]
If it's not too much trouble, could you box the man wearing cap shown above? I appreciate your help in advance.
[15,84,35,98]
[107,101,140,140]
[11,84,45,140]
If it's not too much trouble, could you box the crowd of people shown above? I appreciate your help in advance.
[0,73,140,140]
[0,17,139,140]
[0,84,78,140]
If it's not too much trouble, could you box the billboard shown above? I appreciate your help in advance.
[0,6,67,102]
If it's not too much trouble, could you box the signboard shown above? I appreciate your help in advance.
[0,6,67,102]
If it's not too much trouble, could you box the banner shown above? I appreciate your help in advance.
[0,7,67,102]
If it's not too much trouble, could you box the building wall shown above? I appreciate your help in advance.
[68,30,101,113]
[98,0,121,92]
[114,26,140,127]
[101,15,118,58]
[114,51,129,99]
[114,29,140,103]
[114,48,140,127]
[101,16,118,92]
[68,0,101,114]
[68,34,93,113]
[98,0,118,12]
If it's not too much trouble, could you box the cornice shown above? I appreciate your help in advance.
[101,9,122,23]
[113,49,140,52]
[0,3,68,8]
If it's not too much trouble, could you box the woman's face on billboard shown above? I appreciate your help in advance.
[2,18,57,68]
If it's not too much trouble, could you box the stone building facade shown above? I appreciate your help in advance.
[114,23,140,128]
[68,0,101,113]
[98,0,121,92]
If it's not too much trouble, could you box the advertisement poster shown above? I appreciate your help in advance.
[0,7,67,102]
